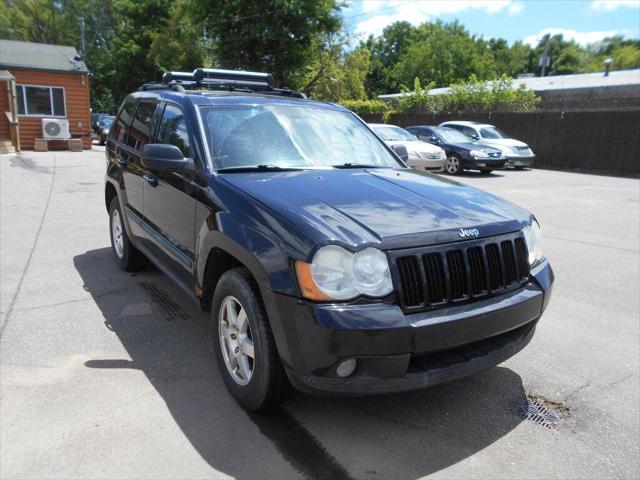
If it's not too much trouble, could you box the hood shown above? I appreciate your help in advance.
[220,169,531,249]
[386,140,442,154]
[480,138,528,148]
[449,141,502,152]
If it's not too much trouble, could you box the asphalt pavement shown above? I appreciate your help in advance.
[1,148,638,479]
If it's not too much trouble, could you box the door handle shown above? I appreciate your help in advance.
[143,173,158,187]
[116,156,127,167]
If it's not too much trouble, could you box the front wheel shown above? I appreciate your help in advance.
[212,268,292,410]
[109,196,146,271]
[446,155,463,175]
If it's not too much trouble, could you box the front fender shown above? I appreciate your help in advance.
[193,190,317,370]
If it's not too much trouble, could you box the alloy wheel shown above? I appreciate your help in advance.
[446,156,460,174]
[111,209,124,258]
[218,296,255,386]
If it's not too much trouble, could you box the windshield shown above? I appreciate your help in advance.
[436,128,472,144]
[99,117,113,128]
[480,127,507,139]
[199,105,400,170]
[371,125,416,141]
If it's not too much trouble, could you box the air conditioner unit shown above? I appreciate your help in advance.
[42,118,70,140]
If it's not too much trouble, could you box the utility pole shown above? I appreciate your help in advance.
[539,36,552,77]
[79,17,86,59]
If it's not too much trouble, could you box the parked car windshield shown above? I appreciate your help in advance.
[199,105,400,170]
[371,125,416,142]
[480,127,507,139]
[99,117,113,128]
[436,128,473,144]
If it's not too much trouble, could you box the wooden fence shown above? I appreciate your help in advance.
[360,111,640,176]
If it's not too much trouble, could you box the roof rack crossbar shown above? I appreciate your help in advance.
[138,82,185,92]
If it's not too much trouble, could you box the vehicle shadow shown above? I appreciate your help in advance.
[459,171,506,178]
[74,247,527,480]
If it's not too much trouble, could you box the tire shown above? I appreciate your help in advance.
[446,154,463,175]
[480,169,493,174]
[108,196,146,271]
[211,268,292,410]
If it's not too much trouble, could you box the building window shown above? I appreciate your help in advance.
[16,85,66,117]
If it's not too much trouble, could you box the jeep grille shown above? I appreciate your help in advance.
[393,232,530,313]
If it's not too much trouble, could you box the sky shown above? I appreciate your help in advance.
[342,0,640,46]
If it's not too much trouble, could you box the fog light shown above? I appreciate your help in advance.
[336,358,357,378]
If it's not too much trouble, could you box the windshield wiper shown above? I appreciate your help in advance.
[333,163,386,169]
[216,164,306,173]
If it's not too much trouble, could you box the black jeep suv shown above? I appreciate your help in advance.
[104,69,554,410]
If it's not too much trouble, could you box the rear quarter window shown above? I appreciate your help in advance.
[112,100,136,144]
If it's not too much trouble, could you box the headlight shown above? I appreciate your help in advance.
[102,129,109,134]
[470,149,488,158]
[296,246,393,300]
[523,221,543,266]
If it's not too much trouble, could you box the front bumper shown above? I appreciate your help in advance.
[408,156,446,171]
[506,155,535,167]
[267,260,553,396]
[468,157,507,169]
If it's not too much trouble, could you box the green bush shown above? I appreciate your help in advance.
[392,75,540,115]
[339,99,391,115]
[340,76,540,122]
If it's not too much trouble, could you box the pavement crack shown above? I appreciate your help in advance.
[0,152,57,338]
[607,373,633,388]
[563,382,591,402]
[544,235,639,253]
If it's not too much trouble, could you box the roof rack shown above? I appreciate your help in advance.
[138,82,185,92]
[153,68,306,99]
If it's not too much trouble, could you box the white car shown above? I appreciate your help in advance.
[439,121,535,169]
[369,123,446,171]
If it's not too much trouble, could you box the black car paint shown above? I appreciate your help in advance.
[406,125,507,170]
[105,90,553,395]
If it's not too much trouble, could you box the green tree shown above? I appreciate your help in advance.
[393,21,496,88]
[362,21,414,96]
[304,45,371,101]
[194,0,342,88]
[488,39,533,77]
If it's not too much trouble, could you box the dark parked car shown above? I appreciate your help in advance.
[440,121,535,169]
[96,115,114,145]
[406,125,507,175]
[91,112,111,133]
[104,69,553,410]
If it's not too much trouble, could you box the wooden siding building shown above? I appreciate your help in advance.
[0,39,91,151]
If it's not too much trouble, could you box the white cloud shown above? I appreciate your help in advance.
[590,0,640,12]
[508,1,525,15]
[352,0,525,37]
[523,28,621,47]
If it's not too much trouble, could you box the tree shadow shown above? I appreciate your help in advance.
[74,247,527,480]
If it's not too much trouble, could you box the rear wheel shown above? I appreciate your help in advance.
[109,197,146,271]
[211,268,292,410]
[446,155,463,175]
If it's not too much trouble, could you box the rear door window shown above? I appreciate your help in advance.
[128,101,158,151]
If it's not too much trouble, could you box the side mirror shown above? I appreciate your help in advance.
[142,144,193,172]
[428,136,440,144]
[471,134,480,140]
[391,144,409,162]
